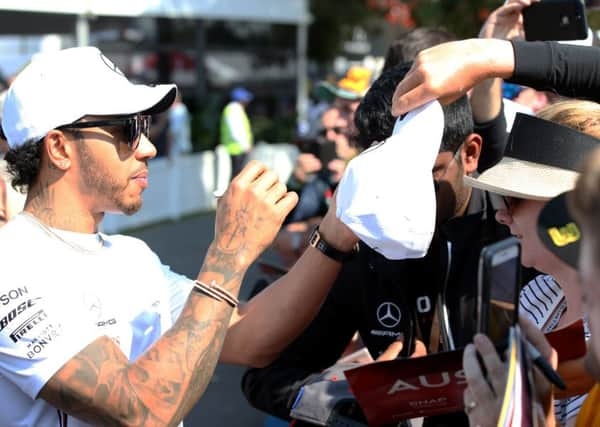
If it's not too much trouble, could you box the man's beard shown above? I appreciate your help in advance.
[76,143,142,215]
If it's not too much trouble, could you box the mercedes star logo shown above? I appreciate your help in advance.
[376,302,401,328]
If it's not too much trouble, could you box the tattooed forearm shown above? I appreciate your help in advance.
[212,205,271,280]
[201,245,247,291]
[39,250,246,426]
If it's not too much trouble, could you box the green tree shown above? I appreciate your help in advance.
[308,0,505,62]
[410,0,502,38]
[308,0,383,62]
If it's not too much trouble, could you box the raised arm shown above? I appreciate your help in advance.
[221,191,358,367]
[242,263,362,419]
[471,0,537,172]
[38,161,299,426]
[471,0,536,123]
[391,38,515,117]
[392,38,600,116]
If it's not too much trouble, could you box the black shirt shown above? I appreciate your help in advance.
[242,189,511,424]
[510,41,600,101]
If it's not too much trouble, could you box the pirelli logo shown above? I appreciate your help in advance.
[10,309,48,343]
[547,222,581,247]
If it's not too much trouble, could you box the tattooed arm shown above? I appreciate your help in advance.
[221,193,359,368]
[38,161,298,427]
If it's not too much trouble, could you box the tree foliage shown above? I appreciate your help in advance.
[308,0,505,62]
[410,0,503,38]
[308,0,382,62]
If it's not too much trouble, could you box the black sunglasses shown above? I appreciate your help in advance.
[58,115,151,151]
[502,196,524,211]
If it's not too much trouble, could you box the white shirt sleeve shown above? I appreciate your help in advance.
[162,265,194,324]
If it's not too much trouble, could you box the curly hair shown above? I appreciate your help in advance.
[3,139,43,193]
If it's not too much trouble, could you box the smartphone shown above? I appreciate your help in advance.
[476,237,522,349]
[523,0,589,41]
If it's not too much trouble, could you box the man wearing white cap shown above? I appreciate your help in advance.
[0,47,358,427]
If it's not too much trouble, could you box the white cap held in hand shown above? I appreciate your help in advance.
[336,101,444,260]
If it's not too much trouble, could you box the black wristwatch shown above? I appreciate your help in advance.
[309,226,358,262]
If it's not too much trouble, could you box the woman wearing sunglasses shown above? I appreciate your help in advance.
[462,100,600,426]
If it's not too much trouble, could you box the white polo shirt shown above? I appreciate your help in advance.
[0,214,193,426]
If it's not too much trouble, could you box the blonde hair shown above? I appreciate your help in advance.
[536,100,600,138]
[557,101,600,260]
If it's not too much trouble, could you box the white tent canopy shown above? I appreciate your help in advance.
[0,0,311,125]
[0,0,310,24]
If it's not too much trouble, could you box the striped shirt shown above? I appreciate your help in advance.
[519,274,590,426]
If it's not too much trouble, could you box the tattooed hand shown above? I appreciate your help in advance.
[214,161,298,269]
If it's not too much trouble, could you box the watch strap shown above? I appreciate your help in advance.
[309,226,358,262]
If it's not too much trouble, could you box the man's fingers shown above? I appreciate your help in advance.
[253,169,280,193]
[377,337,404,361]
[463,343,498,403]
[275,192,299,217]
[473,334,505,394]
[264,181,289,205]
[391,69,426,116]
[463,386,477,413]
[519,315,557,366]
[411,339,427,358]
[497,1,529,15]
[232,160,268,187]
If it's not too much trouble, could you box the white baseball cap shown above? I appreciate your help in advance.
[2,46,177,149]
[336,101,443,260]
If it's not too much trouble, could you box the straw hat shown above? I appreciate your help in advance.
[465,113,600,200]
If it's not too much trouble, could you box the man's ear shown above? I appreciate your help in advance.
[42,130,73,171]
[461,133,482,175]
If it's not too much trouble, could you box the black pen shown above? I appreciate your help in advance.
[524,339,566,390]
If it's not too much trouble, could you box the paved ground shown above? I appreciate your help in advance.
[129,211,269,427]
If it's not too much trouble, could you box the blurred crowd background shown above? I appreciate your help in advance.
[2,1,600,427]
[1,0,600,233]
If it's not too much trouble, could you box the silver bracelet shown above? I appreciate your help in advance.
[193,280,239,307]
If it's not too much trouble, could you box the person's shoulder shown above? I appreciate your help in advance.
[521,274,558,292]
[0,216,41,274]
[0,215,35,246]
[104,233,153,252]
[104,233,166,269]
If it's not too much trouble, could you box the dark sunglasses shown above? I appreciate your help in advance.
[502,196,524,211]
[58,115,151,151]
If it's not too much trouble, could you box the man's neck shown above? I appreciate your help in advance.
[24,180,101,233]
[455,187,473,218]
